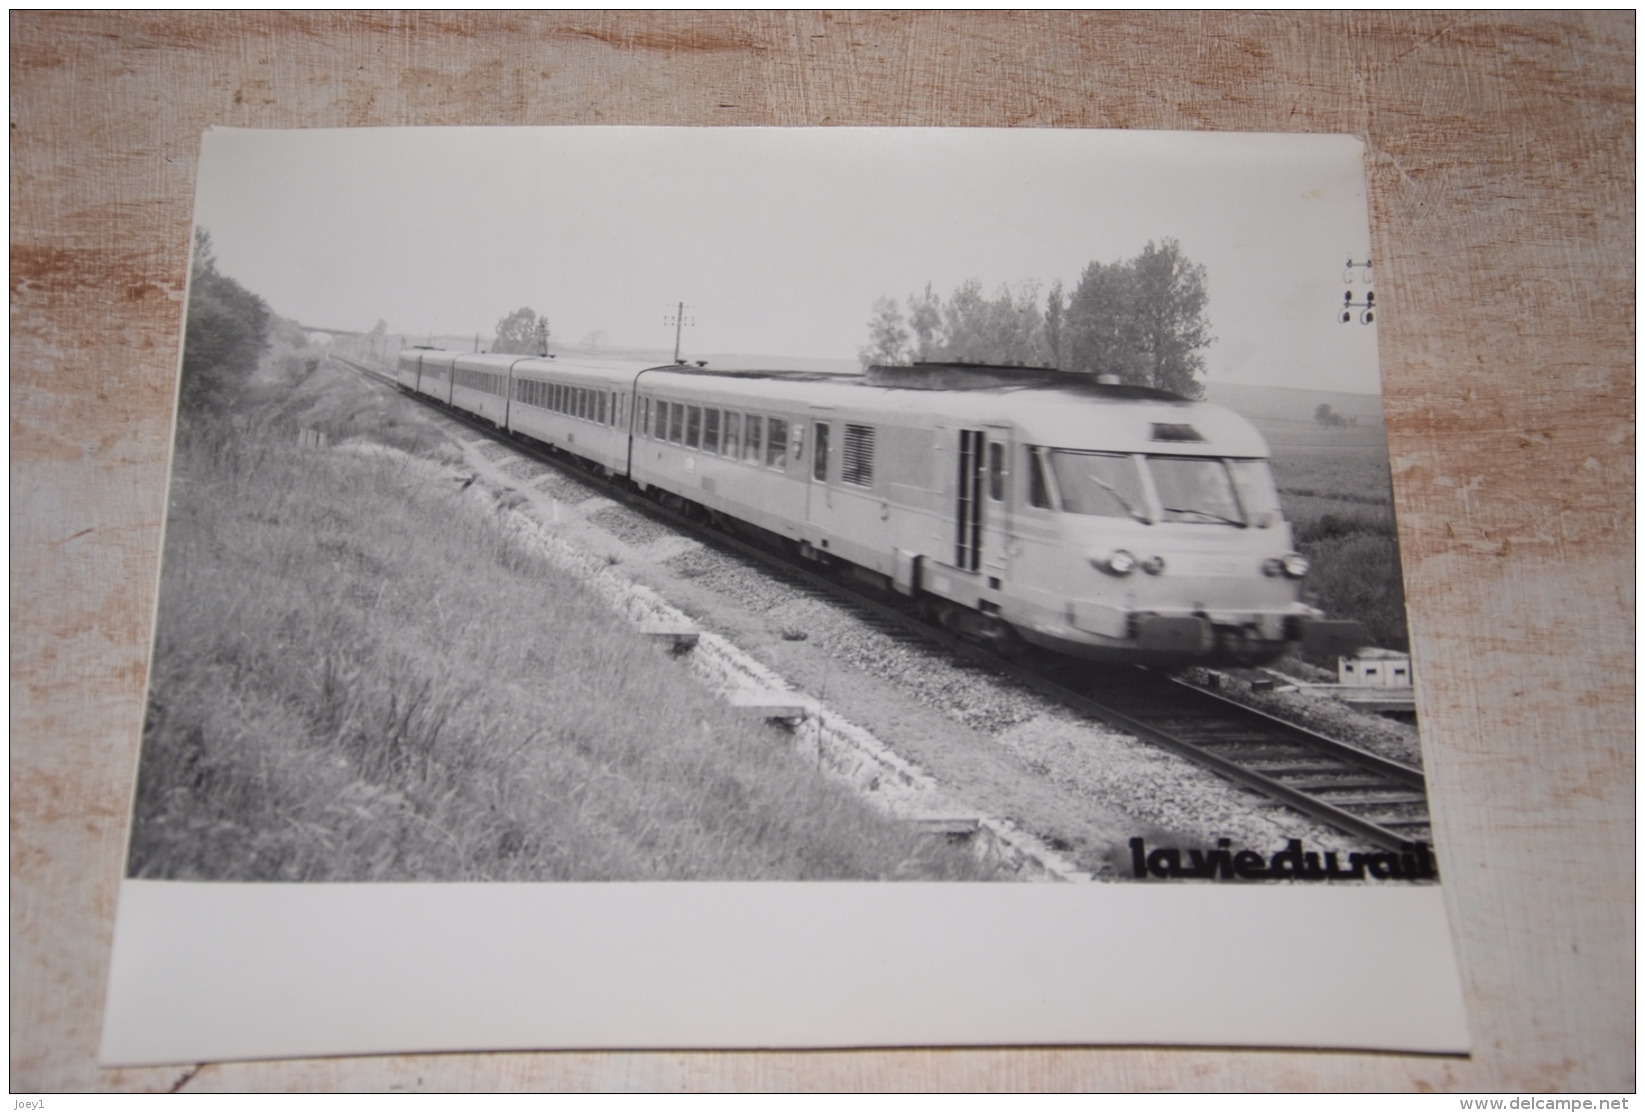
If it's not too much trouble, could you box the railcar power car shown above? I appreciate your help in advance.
[394,349,1361,665]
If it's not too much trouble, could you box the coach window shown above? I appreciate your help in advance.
[1028,448,1054,510]
[668,401,685,444]
[596,391,607,425]
[744,413,762,463]
[811,422,830,481]
[842,424,875,487]
[723,410,740,458]
[685,406,702,449]
[704,409,721,454]
[987,441,1005,501]
[766,416,787,469]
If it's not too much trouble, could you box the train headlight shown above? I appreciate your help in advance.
[1264,554,1311,579]
[1093,549,1137,576]
[1140,555,1166,576]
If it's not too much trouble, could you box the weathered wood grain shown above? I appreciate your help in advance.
[11,10,1633,1092]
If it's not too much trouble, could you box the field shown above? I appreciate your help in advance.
[1268,444,1408,655]
[127,344,993,882]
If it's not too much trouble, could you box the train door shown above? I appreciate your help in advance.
[979,424,1015,586]
[953,425,1016,585]
[803,408,837,550]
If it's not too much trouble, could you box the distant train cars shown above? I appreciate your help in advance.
[394,348,1362,665]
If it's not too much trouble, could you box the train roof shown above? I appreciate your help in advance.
[405,349,670,379]
[640,362,1271,457]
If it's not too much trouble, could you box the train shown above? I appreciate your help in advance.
[395,347,1363,666]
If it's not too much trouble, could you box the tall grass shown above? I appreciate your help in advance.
[129,368,992,882]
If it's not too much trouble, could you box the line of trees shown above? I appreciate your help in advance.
[860,238,1212,397]
[181,229,270,414]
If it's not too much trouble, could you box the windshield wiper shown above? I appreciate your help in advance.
[1161,506,1246,527]
[1088,474,1152,524]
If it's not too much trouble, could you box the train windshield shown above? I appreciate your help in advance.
[1044,450,1280,527]
[1046,451,1150,522]
[1149,455,1246,526]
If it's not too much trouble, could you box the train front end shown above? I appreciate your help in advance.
[1007,388,1361,666]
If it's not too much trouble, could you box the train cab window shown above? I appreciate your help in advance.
[685,406,702,449]
[668,402,685,444]
[1226,459,1282,528]
[704,409,720,454]
[1047,451,1150,521]
[723,411,740,458]
[842,424,874,487]
[1028,448,1052,509]
[811,422,830,481]
[766,417,787,469]
[744,414,762,463]
[986,441,1004,501]
[1149,456,1245,526]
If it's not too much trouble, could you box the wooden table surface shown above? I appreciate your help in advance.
[11,11,1633,1093]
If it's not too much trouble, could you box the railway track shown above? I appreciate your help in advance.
[341,354,1432,856]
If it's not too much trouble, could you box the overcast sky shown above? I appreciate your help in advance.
[194,126,1383,394]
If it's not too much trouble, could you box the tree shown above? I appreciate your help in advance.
[1064,238,1212,396]
[906,283,943,361]
[859,296,911,367]
[1044,280,1067,370]
[1127,239,1211,397]
[493,307,549,354]
[1065,257,1143,383]
[180,229,270,415]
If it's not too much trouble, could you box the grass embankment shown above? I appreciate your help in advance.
[129,351,991,881]
[1269,449,1409,654]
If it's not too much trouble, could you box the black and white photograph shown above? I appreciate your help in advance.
[102,126,1468,1062]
